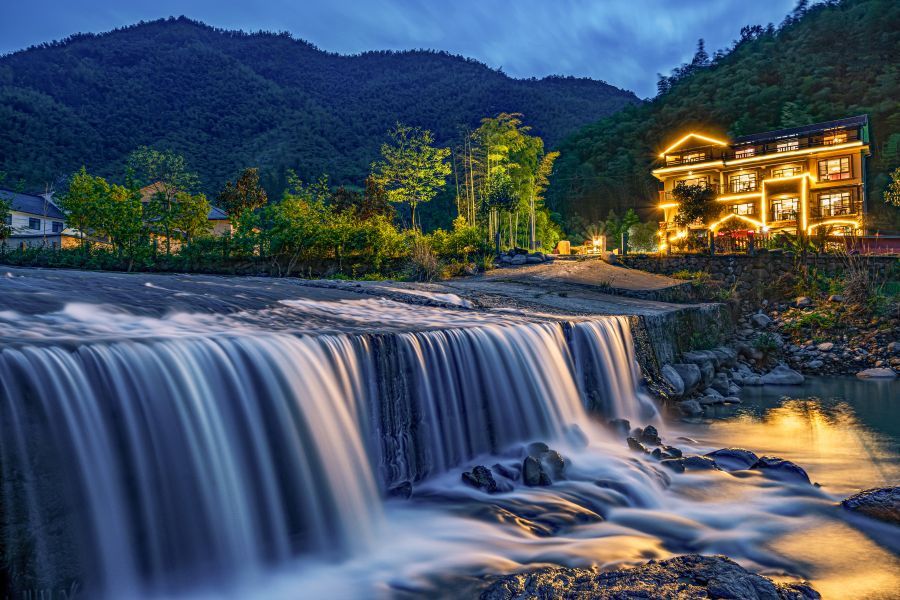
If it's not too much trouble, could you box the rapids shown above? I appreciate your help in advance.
[0,297,896,599]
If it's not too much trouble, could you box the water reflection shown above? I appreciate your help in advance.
[672,377,900,599]
[678,378,900,495]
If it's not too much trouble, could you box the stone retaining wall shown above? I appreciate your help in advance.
[619,252,897,295]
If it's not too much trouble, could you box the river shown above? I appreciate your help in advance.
[0,268,896,599]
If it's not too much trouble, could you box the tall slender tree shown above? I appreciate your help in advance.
[371,123,450,230]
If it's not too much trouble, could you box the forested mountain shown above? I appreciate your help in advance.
[548,0,900,233]
[0,17,638,196]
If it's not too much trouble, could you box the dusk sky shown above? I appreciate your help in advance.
[1,0,798,97]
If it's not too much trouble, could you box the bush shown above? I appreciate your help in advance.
[404,236,442,281]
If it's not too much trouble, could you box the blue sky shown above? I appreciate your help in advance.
[0,0,797,97]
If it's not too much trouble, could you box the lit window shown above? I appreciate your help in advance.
[735,146,755,159]
[728,172,757,193]
[819,191,852,216]
[772,165,802,178]
[818,157,850,181]
[776,139,800,152]
[679,175,709,188]
[823,131,848,145]
[28,218,41,230]
[681,151,706,164]
[771,197,799,221]
[731,203,755,216]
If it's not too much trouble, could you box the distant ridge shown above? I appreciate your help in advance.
[0,16,639,197]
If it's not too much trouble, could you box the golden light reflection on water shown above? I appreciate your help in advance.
[688,399,900,495]
[769,519,900,600]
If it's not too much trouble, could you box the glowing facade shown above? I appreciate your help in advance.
[652,115,870,243]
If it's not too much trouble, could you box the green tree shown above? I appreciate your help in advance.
[884,167,900,207]
[96,183,145,270]
[672,183,719,228]
[172,192,212,245]
[59,166,107,250]
[127,147,199,255]
[372,123,450,230]
[217,167,268,227]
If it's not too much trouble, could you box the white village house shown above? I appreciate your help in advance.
[1,189,81,249]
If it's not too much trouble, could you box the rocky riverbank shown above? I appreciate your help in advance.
[479,554,820,599]
[732,295,898,378]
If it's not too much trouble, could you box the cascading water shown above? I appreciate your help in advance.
[0,304,654,598]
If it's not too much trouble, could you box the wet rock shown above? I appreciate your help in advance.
[698,361,715,387]
[661,364,685,396]
[705,448,759,470]
[606,418,631,438]
[702,386,723,398]
[816,342,834,352]
[711,372,730,395]
[828,294,844,303]
[761,364,804,385]
[509,254,527,265]
[462,465,499,493]
[627,437,649,454]
[671,363,701,392]
[750,313,772,328]
[727,383,742,395]
[539,450,566,480]
[743,375,763,386]
[794,296,812,308]
[661,458,685,473]
[526,442,550,457]
[479,554,820,599]
[722,396,742,404]
[806,360,824,370]
[522,456,551,487]
[699,395,725,406]
[841,487,900,525]
[750,457,811,484]
[662,455,719,472]
[678,399,703,417]
[640,425,661,446]
[663,445,682,458]
[856,367,897,379]
[387,481,413,499]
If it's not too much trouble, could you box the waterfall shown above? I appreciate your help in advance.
[0,311,653,598]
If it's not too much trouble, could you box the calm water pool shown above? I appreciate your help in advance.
[671,376,900,599]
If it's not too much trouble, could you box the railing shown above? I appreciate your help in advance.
[723,129,861,161]
[660,183,720,202]
[770,211,798,222]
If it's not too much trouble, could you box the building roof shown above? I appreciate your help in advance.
[0,189,65,219]
[208,205,228,220]
[732,115,868,146]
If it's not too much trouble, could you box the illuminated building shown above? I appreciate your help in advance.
[652,115,870,244]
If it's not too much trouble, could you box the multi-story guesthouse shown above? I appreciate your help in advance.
[652,115,870,249]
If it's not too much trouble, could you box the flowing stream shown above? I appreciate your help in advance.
[0,297,896,599]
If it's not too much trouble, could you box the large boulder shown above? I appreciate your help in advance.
[750,313,772,328]
[479,554,820,600]
[761,364,804,385]
[509,254,527,266]
[750,457,811,484]
[671,363,701,392]
[678,399,703,417]
[660,364,685,396]
[856,367,897,379]
[705,448,759,470]
[710,372,731,395]
[840,487,900,525]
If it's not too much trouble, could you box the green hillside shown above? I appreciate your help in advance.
[547,0,900,233]
[0,17,638,197]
